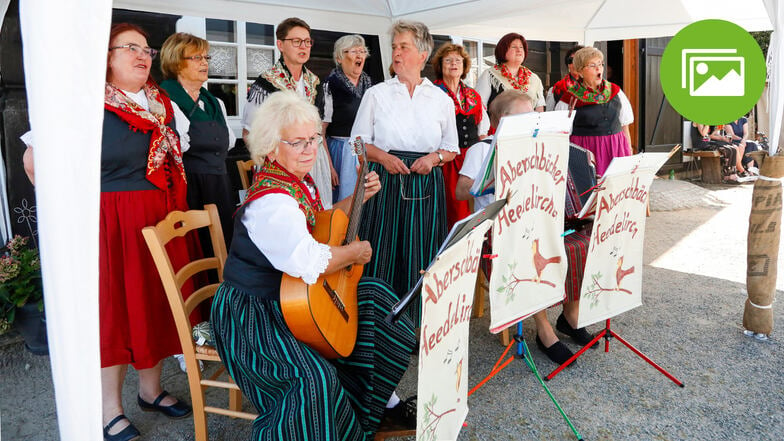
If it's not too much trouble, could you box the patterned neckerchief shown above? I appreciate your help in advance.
[241,158,323,231]
[563,75,618,105]
[104,80,186,210]
[433,79,484,125]
[326,67,372,100]
[261,58,320,104]
[493,63,533,92]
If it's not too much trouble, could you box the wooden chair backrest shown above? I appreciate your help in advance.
[237,159,257,190]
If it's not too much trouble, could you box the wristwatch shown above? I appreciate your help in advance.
[436,151,444,166]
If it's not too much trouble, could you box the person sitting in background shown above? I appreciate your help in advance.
[456,90,595,365]
[431,42,489,228]
[690,122,741,181]
[724,116,761,175]
[321,34,373,202]
[159,32,237,247]
[545,44,584,111]
[709,125,747,178]
[211,91,417,440]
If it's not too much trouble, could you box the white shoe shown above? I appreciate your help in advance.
[173,354,204,373]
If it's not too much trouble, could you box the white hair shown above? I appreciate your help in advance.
[333,34,369,65]
[390,20,433,58]
[246,91,321,163]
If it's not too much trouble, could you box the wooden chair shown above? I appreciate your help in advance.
[142,204,257,441]
[236,159,256,190]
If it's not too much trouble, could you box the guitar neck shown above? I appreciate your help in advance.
[344,152,369,246]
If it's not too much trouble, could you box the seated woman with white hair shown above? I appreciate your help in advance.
[211,91,417,441]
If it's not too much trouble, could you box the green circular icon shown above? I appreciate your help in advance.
[660,19,766,125]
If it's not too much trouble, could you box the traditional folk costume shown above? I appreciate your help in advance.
[554,76,634,176]
[545,73,580,111]
[350,77,458,326]
[476,63,546,111]
[241,58,333,207]
[433,79,490,228]
[211,159,416,441]
[100,81,198,368]
[322,67,373,202]
[161,79,236,249]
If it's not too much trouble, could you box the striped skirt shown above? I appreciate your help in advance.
[358,151,448,327]
[211,278,416,441]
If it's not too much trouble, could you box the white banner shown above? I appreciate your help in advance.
[577,153,670,328]
[417,221,492,441]
[488,126,570,334]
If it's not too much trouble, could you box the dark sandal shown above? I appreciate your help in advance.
[103,414,140,441]
[138,390,192,419]
[378,395,417,431]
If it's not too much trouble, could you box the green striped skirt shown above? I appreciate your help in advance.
[358,150,448,327]
[211,278,416,441]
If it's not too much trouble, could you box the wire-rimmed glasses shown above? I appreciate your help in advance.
[109,43,158,59]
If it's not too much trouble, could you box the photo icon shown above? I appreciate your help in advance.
[681,48,744,97]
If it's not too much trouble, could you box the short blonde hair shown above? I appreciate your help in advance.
[390,20,433,58]
[247,91,321,164]
[572,47,604,73]
[333,34,370,65]
[160,33,209,80]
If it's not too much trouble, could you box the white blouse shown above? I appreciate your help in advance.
[475,69,546,110]
[241,192,332,285]
[171,97,236,152]
[553,89,635,126]
[350,77,459,154]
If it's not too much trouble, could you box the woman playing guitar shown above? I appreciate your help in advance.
[211,91,417,440]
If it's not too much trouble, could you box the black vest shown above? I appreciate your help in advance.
[456,114,480,149]
[571,95,622,137]
[183,120,230,175]
[325,78,363,138]
[222,203,282,299]
[101,110,171,192]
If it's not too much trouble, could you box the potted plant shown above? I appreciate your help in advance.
[0,235,47,354]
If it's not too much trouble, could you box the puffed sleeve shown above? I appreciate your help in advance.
[475,70,492,109]
[350,88,376,145]
[322,81,334,124]
[479,106,490,137]
[242,193,332,284]
[617,90,634,126]
[439,94,459,153]
[216,97,237,150]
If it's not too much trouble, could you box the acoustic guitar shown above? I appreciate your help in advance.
[280,138,369,359]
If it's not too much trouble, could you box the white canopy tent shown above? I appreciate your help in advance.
[16,0,779,439]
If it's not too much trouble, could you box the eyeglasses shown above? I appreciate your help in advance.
[109,43,158,59]
[585,62,604,69]
[280,134,323,152]
[398,175,430,201]
[344,49,368,56]
[185,55,211,62]
[443,57,464,65]
[283,38,314,48]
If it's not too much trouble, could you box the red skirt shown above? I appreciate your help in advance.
[442,148,472,229]
[99,189,199,369]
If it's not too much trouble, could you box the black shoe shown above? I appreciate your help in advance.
[535,335,574,365]
[103,414,140,441]
[378,395,417,431]
[556,313,597,348]
[138,390,192,419]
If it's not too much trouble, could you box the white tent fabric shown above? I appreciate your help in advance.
[19,1,110,440]
[15,1,778,440]
[765,0,783,154]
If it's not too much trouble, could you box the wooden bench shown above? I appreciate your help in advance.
[683,150,722,184]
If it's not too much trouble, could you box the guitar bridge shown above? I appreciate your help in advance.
[322,279,349,322]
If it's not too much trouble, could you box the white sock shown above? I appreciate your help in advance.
[386,391,401,409]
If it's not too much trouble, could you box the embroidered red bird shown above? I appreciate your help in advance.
[532,239,561,282]
[615,256,635,289]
